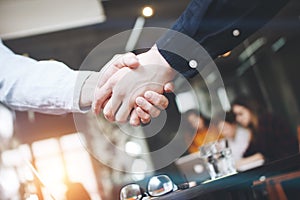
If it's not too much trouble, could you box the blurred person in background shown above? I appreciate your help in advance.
[216,111,251,164]
[184,109,220,153]
[232,96,299,168]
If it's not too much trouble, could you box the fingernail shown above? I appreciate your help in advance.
[104,111,113,122]
[130,118,139,126]
[145,91,152,99]
[103,107,109,117]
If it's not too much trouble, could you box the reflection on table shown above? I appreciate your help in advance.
[157,153,300,200]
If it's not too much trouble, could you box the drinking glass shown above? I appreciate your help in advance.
[199,139,236,180]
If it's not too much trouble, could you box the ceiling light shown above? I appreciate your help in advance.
[142,6,154,18]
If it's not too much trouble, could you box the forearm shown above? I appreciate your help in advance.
[0,42,91,114]
[156,0,289,77]
[236,152,265,171]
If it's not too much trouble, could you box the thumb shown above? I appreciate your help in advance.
[116,52,140,69]
[164,82,175,93]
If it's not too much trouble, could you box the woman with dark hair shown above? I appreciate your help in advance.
[232,96,299,167]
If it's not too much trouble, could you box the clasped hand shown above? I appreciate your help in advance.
[92,45,176,126]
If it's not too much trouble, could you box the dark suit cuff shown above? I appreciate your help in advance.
[156,31,200,78]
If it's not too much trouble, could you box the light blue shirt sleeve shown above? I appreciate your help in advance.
[0,39,92,114]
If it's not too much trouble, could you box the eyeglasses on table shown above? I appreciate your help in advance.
[120,174,189,200]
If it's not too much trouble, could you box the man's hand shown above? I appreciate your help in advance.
[80,53,139,110]
[129,90,171,126]
[81,52,173,126]
[129,82,174,126]
[98,45,177,123]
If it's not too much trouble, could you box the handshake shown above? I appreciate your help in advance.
[80,45,177,126]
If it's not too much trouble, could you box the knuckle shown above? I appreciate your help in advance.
[113,90,125,99]
[162,99,169,109]
[142,117,151,124]
[152,96,161,106]
[152,109,160,118]
[144,103,152,113]
[136,108,145,117]
[125,52,135,57]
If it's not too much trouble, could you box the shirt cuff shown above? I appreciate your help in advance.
[156,30,209,78]
[73,71,94,113]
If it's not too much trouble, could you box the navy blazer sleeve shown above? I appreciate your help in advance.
[156,0,289,77]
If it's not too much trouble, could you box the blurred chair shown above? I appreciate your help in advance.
[252,170,300,200]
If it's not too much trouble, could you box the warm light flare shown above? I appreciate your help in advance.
[221,51,231,57]
[142,6,154,17]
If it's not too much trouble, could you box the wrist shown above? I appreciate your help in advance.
[145,45,177,80]
[79,72,99,108]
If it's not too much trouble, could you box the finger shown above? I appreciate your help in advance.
[97,53,138,88]
[103,101,114,122]
[105,87,129,122]
[94,67,130,114]
[97,54,122,88]
[129,109,141,126]
[164,82,175,93]
[102,98,109,109]
[92,85,112,114]
[136,107,151,124]
[115,52,139,69]
[136,97,160,118]
[114,96,134,123]
[102,98,120,122]
[144,91,169,110]
[115,103,132,123]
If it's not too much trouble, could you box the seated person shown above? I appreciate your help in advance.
[216,111,251,164]
[231,96,299,169]
[184,109,220,153]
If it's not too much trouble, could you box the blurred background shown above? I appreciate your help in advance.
[1,0,300,199]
